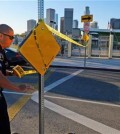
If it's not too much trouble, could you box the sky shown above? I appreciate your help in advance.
[0,0,120,34]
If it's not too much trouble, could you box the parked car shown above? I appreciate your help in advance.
[5,48,28,66]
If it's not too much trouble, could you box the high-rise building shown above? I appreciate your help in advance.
[27,19,36,32]
[64,8,73,34]
[46,8,55,27]
[73,20,78,28]
[72,28,81,39]
[110,18,120,29]
[38,0,44,20]
[55,13,58,30]
[90,21,98,28]
[60,17,64,34]
[84,6,90,15]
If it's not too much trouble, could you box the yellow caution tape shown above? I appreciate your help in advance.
[45,24,86,48]
[13,65,37,78]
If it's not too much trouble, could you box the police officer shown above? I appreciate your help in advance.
[0,24,34,134]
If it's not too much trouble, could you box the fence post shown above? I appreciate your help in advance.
[68,35,72,58]
[108,34,114,59]
[87,35,92,58]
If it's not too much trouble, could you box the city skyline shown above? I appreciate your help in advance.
[0,0,120,34]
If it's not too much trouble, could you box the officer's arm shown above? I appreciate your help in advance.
[0,71,35,92]
[0,71,19,91]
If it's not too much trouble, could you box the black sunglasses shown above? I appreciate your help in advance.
[0,32,14,40]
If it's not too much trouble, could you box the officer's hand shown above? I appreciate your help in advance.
[18,84,35,93]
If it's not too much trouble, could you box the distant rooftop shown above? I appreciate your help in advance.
[80,28,120,33]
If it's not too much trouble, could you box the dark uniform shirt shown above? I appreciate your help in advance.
[0,46,8,75]
[0,45,11,134]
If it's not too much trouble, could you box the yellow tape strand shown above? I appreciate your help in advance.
[13,65,37,78]
[46,24,86,48]
[24,70,37,75]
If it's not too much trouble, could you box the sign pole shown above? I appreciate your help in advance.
[81,14,93,68]
[84,41,87,68]
[39,74,44,134]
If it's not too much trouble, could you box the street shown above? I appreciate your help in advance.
[3,67,120,134]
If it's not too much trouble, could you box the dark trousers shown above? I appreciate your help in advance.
[0,91,11,134]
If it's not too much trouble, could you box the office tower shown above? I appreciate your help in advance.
[60,17,64,34]
[84,6,90,15]
[73,20,78,28]
[55,13,58,30]
[90,21,98,28]
[64,8,73,34]
[27,19,36,32]
[72,28,81,38]
[110,18,120,29]
[38,0,44,20]
[46,8,55,27]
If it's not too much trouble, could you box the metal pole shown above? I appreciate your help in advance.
[39,74,44,134]
[84,45,86,68]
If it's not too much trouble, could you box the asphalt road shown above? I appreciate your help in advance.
[4,68,120,134]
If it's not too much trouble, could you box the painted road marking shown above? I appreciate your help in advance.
[31,69,84,101]
[6,69,54,121]
[8,95,31,121]
[45,69,84,93]
[4,91,32,121]
[45,100,120,134]
[45,95,120,108]
[30,96,120,134]
[31,69,120,133]
[3,91,32,96]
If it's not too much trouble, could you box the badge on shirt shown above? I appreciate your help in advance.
[0,53,4,62]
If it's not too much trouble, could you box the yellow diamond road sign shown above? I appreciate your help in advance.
[81,15,93,22]
[19,20,60,75]
[83,33,89,42]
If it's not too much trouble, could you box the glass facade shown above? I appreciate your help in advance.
[38,0,44,20]
[64,8,73,34]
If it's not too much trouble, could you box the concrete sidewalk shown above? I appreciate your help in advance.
[52,56,120,70]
